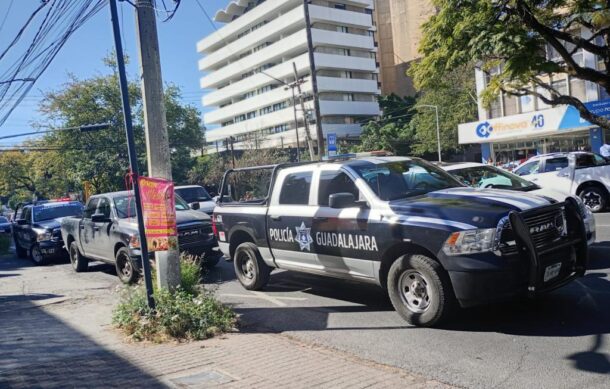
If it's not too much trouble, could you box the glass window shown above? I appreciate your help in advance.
[552,78,568,96]
[279,172,312,205]
[175,186,211,203]
[113,194,189,219]
[22,207,32,223]
[350,160,462,201]
[84,198,100,219]
[504,94,519,116]
[543,157,569,172]
[520,94,535,113]
[515,160,540,176]
[32,203,82,222]
[570,77,586,101]
[97,198,111,218]
[318,171,360,206]
[449,165,537,190]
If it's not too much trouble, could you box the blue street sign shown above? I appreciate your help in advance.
[327,133,337,156]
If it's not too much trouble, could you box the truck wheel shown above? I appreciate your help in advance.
[30,244,48,266]
[69,241,89,272]
[14,239,27,259]
[387,254,456,327]
[115,247,139,284]
[234,242,270,290]
[579,186,607,213]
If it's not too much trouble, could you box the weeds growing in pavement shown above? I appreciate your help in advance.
[112,253,236,342]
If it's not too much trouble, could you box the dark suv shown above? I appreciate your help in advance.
[13,201,84,265]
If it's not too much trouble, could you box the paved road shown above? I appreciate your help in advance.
[207,214,610,389]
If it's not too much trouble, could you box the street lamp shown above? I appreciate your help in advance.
[414,104,441,162]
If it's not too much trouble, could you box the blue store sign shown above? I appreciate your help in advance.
[327,133,337,156]
[559,98,610,130]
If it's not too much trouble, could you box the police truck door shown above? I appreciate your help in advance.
[267,167,319,270]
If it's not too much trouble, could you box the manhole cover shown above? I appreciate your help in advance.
[171,370,234,387]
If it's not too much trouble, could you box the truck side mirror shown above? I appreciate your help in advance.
[190,202,200,210]
[16,219,27,226]
[329,192,356,209]
[91,213,109,223]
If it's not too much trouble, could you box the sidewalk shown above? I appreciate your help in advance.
[0,255,450,388]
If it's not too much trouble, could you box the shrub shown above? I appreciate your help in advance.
[0,234,10,254]
[112,254,236,342]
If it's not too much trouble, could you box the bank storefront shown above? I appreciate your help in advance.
[458,99,610,164]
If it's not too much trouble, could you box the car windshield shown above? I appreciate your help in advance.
[0,216,8,223]
[114,194,190,219]
[351,159,463,201]
[448,165,538,191]
[175,186,211,203]
[32,203,83,222]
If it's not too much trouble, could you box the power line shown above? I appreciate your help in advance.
[0,0,15,36]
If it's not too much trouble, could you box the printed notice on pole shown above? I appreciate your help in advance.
[138,177,178,252]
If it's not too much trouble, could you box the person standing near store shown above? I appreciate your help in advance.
[601,142,610,158]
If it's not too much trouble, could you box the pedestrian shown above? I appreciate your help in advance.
[600,143,610,158]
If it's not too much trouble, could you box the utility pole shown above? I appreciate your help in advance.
[289,84,301,162]
[229,136,236,167]
[293,62,315,160]
[303,0,324,159]
[135,0,180,289]
[109,0,155,308]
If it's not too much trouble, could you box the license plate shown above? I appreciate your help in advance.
[42,248,55,255]
[544,263,562,282]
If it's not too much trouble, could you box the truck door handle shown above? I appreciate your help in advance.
[270,215,282,221]
[313,216,328,222]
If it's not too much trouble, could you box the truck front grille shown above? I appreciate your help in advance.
[499,207,566,256]
[178,224,213,245]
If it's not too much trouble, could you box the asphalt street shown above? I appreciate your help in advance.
[207,213,610,389]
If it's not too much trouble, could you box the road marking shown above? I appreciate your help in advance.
[221,292,307,307]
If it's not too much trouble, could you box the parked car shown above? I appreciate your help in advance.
[0,216,11,234]
[442,162,595,244]
[514,152,610,212]
[213,155,589,327]
[175,185,216,215]
[61,191,221,283]
[12,200,84,265]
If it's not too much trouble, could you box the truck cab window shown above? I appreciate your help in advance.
[515,161,540,176]
[22,207,32,223]
[544,157,568,172]
[279,172,312,205]
[318,171,360,206]
[97,198,111,218]
[83,198,100,219]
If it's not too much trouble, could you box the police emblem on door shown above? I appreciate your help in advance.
[295,222,313,251]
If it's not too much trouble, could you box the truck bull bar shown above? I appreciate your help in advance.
[508,197,588,297]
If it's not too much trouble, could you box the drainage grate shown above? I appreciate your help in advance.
[170,370,234,388]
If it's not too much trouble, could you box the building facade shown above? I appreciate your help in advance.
[458,34,610,164]
[374,0,435,97]
[197,0,381,152]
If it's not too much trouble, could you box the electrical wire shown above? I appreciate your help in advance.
[0,0,15,36]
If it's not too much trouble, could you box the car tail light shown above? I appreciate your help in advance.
[211,215,218,237]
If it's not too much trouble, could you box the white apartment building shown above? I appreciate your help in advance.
[197,0,381,151]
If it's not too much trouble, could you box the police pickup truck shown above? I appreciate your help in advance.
[213,155,590,327]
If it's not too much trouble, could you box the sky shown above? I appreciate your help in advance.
[0,0,228,144]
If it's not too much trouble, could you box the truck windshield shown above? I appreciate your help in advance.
[448,165,538,191]
[351,160,463,201]
[33,203,83,222]
[175,186,212,203]
[114,194,190,219]
[0,217,8,223]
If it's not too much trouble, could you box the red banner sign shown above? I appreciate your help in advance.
[138,177,177,252]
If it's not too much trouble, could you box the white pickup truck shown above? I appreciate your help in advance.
[515,152,610,212]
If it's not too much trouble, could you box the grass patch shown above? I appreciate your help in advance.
[112,254,236,342]
[0,234,10,255]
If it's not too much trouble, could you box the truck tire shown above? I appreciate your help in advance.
[69,241,89,272]
[234,242,271,290]
[14,239,27,259]
[115,247,139,284]
[30,244,48,266]
[387,254,456,327]
[578,186,607,213]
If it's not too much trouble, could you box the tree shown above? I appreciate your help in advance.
[410,0,610,130]
[38,55,204,195]
[409,63,479,156]
[358,94,416,154]
[0,151,39,199]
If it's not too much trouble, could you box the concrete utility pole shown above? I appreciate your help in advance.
[135,0,180,289]
[303,0,324,159]
[293,63,315,161]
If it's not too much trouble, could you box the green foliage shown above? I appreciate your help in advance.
[410,0,610,128]
[358,94,416,154]
[0,235,10,255]
[409,63,478,155]
[113,255,236,342]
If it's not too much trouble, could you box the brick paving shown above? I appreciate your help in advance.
[0,255,451,388]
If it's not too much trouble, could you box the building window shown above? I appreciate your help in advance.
[504,94,519,116]
[489,96,502,118]
[520,94,535,113]
[552,78,568,96]
[569,77,586,101]
[334,4,346,10]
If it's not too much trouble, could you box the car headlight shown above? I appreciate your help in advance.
[442,228,496,256]
[34,228,52,242]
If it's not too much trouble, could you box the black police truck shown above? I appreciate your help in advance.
[213,155,590,326]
